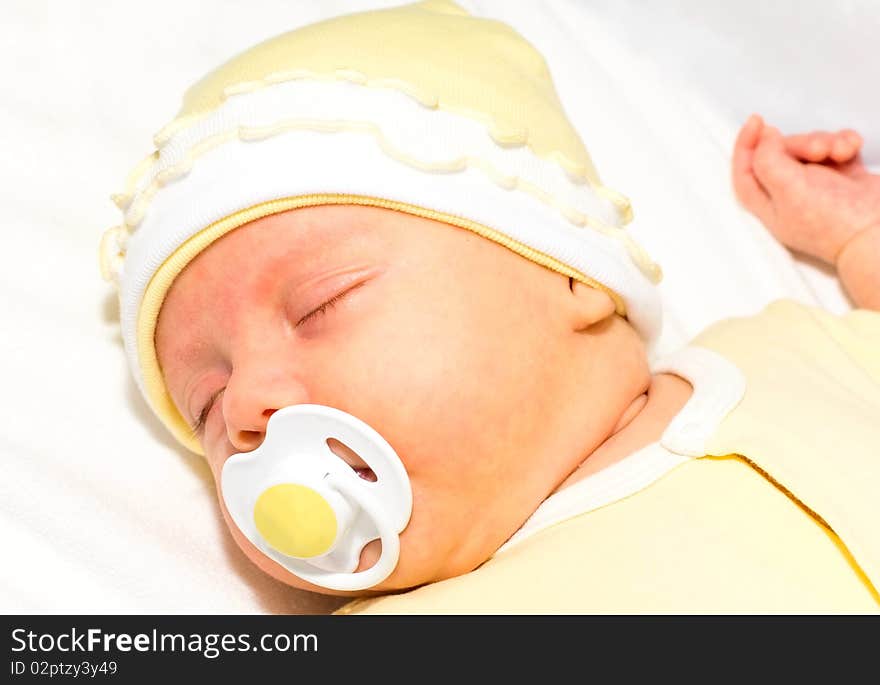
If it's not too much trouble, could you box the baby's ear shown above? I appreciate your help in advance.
[568,277,616,331]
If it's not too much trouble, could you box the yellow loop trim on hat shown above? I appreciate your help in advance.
[116,104,630,224]
[148,67,605,188]
[110,150,159,211]
[137,194,629,455]
[119,117,613,228]
[109,116,659,286]
[98,225,127,284]
[112,0,637,236]
[113,68,626,215]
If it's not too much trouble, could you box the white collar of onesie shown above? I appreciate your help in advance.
[494,344,747,556]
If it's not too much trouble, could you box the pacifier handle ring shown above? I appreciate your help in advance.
[291,472,401,592]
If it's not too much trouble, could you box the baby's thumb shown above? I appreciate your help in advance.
[752,126,802,193]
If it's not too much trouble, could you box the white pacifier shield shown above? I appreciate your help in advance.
[220,404,412,591]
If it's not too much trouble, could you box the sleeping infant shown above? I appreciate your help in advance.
[99,0,880,612]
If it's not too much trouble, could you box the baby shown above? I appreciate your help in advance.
[100,0,880,612]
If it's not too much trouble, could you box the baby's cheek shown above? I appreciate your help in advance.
[384,483,458,586]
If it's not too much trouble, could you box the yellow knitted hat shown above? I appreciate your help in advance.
[99,0,662,455]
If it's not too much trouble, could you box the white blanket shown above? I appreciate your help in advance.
[2,0,876,613]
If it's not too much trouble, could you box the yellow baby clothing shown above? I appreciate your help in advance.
[337,300,880,613]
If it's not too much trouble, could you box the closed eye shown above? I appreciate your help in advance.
[189,281,369,439]
[190,387,224,439]
[295,281,366,328]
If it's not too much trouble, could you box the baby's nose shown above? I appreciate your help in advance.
[222,371,308,453]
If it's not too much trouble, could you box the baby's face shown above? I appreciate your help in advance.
[155,204,611,595]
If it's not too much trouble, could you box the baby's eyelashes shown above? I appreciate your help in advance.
[190,387,225,438]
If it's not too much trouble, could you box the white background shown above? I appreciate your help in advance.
[1,0,876,613]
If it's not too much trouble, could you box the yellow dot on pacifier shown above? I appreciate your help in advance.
[253,484,337,558]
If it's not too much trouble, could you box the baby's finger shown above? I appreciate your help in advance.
[784,131,834,162]
[830,128,864,163]
[753,125,804,195]
[734,113,764,154]
[732,115,773,222]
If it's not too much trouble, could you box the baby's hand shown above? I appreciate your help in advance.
[732,114,880,265]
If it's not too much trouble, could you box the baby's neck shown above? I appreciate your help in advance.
[552,372,694,494]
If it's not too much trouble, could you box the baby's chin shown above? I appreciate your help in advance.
[240,532,489,599]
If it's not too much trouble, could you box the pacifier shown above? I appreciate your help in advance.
[220,404,412,592]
